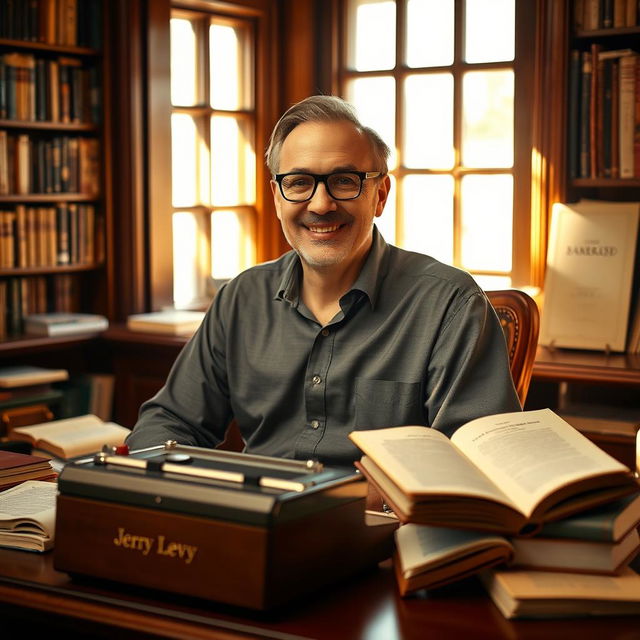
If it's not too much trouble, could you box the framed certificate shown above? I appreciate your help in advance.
[540,201,640,352]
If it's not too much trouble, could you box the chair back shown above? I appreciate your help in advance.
[485,289,540,405]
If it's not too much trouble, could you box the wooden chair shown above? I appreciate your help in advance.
[485,289,540,406]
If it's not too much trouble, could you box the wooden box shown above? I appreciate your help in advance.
[53,445,396,609]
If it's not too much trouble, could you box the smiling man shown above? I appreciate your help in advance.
[127,96,521,467]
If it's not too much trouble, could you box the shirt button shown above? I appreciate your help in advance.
[312,374,322,385]
[321,328,330,337]
[310,420,320,429]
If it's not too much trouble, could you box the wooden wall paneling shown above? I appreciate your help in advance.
[146,0,174,310]
[106,0,149,319]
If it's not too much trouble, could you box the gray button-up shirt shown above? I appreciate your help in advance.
[127,228,521,466]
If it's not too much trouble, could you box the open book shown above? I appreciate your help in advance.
[0,480,57,552]
[349,409,638,535]
[9,414,130,460]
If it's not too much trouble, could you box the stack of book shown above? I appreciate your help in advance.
[349,408,640,618]
[0,365,69,433]
[0,451,56,491]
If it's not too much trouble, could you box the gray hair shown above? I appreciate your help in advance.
[265,95,390,175]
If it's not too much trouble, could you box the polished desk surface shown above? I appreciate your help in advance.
[1,548,639,640]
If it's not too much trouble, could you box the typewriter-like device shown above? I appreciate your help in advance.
[54,442,396,609]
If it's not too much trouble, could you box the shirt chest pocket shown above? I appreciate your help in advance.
[354,378,424,429]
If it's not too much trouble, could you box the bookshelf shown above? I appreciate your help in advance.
[0,1,108,344]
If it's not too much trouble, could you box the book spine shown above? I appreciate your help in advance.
[619,55,636,179]
[568,50,582,180]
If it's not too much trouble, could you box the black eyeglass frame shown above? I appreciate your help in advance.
[273,170,383,202]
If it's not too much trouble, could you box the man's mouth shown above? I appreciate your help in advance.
[307,224,343,233]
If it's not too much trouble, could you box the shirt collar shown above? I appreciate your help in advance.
[275,225,390,309]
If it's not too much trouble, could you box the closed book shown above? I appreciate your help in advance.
[536,493,640,542]
[127,310,206,336]
[23,312,108,337]
[0,450,56,490]
[0,365,68,388]
[511,526,640,575]
[481,566,640,619]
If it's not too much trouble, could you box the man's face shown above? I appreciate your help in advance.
[271,121,390,273]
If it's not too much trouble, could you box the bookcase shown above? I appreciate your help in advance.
[0,0,108,345]
[525,0,640,467]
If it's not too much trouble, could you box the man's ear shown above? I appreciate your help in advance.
[374,174,391,218]
[270,180,282,220]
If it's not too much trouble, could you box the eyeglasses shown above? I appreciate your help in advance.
[274,171,383,203]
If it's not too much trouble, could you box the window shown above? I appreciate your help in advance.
[338,0,534,289]
[169,8,257,308]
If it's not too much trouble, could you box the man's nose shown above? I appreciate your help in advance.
[307,181,337,214]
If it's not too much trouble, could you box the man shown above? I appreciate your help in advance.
[126,95,521,466]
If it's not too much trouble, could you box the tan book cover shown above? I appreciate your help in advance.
[540,201,640,352]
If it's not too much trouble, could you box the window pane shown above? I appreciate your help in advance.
[346,0,396,71]
[211,209,256,279]
[211,116,255,206]
[170,18,198,106]
[406,0,454,68]
[172,114,209,207]
[375,175,396,243]
[460,174,512,271]
[474,274,512,290]
[462,70,513,168]
[210,23,252,110]
[402,174,454,263]
[173,211,205,306]
[465,0,515,63]
[404,74,454,169]
[345,76,396,169]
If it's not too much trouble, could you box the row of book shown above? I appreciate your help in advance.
[568,47,640,180]
[0,274,81,339]
[349,409,640,618]
[0,0,102,49]
[0,203,101,269]
[0,132,100,196]
[574,0,640,29]
[0,52,100,124]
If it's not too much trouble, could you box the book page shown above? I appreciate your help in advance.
[0,480,57,537]
[349,426,516,507]
[451,409,628,518]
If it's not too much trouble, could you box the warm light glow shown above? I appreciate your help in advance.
[346,77,397,170]
[210,24,247,110]
[406,0,454,68]
[465,0,515,63]
[461,174,512,271]
[173,212,202,305]
[211,116,255,206]
[404,74,454,169]
[402,174,454,263]
[462,70,514,168]
[171,114,201,207]
[347,0,396,71]
[211,209,256,279]
[170,19,198,106]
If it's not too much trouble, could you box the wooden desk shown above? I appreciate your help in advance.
[0,548,638,640]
